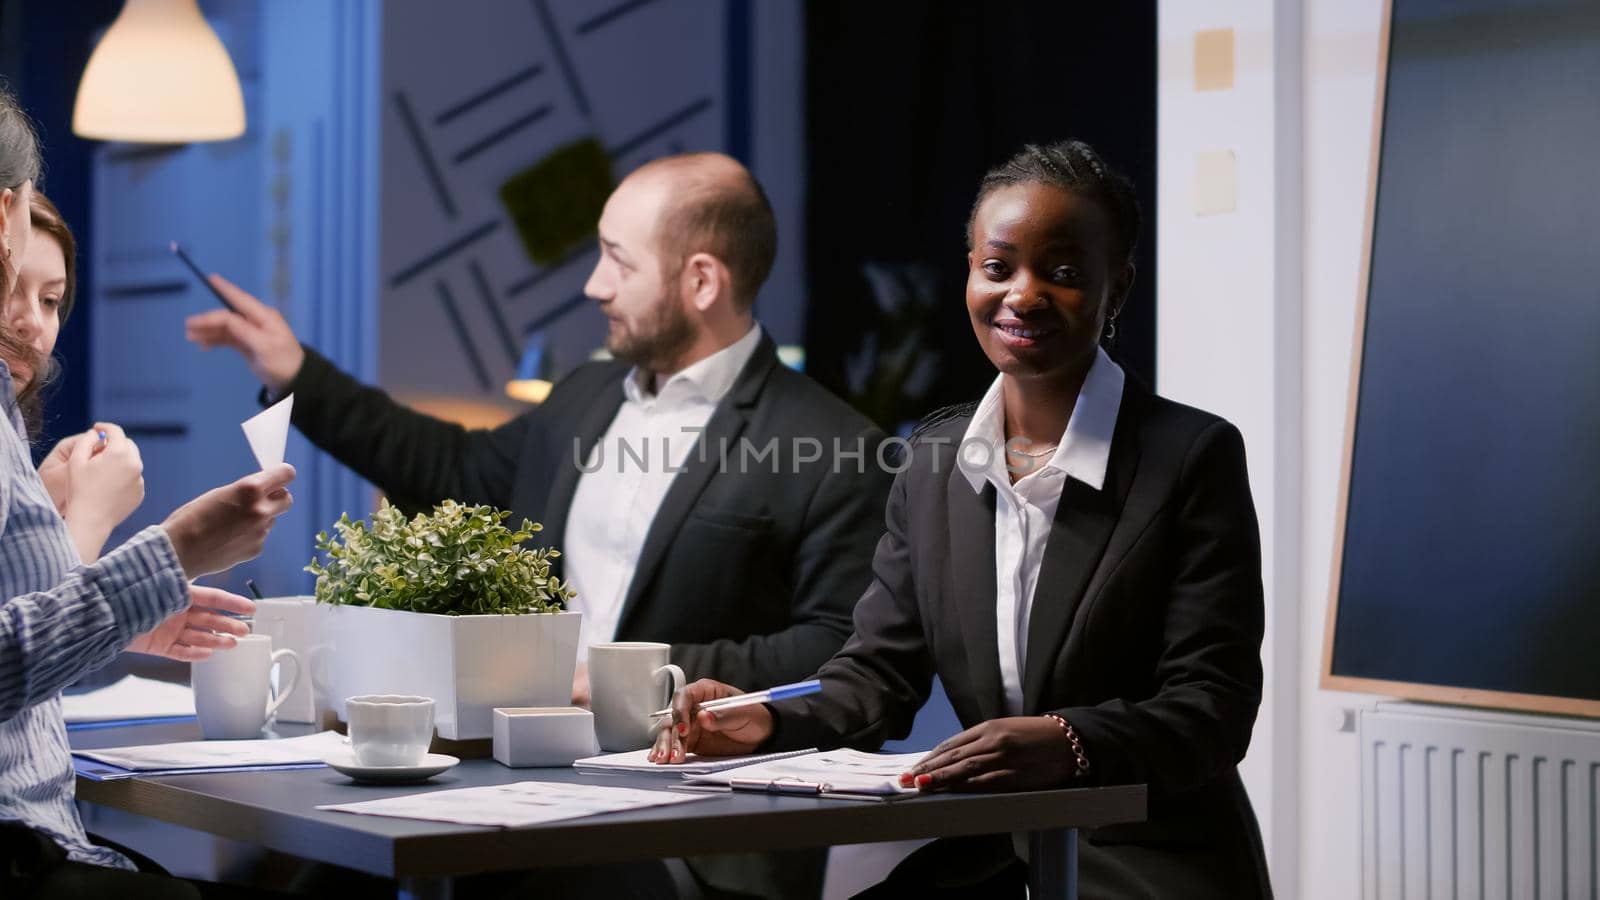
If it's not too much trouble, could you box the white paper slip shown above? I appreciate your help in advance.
[73,729,345,772]
[683,748,929,796]
[61,675,195,724]
[318,781,716,828]
[241,393,293,469]
[572,746,818,776]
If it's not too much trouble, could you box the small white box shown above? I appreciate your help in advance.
[493,706,598,768]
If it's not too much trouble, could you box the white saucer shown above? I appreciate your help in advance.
[323,750,460,785]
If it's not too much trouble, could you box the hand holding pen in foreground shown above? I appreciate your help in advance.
[649,678,776,763]
[649,680,820,720]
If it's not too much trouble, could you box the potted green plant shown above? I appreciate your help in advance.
[307,499,581,740]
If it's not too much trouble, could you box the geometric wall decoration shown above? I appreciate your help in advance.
[379,0,773,405]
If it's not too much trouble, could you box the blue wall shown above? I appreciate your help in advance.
[10,0,121,454]
[14,0,377,597]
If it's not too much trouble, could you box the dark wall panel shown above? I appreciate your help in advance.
[802,1,1157,426]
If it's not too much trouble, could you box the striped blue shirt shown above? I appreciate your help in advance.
[0,361,189,868]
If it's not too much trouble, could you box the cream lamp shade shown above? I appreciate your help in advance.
[506,331,554,404]
[72,0,246,143]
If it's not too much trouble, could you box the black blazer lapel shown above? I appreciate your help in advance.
[946,467,1006,722]
[1021,383,1145,712]
[613,336,780,635]
[543,377,625,553]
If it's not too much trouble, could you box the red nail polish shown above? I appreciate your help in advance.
[677,722,688,736]
[899,772,915,787]
[915,774,932,788]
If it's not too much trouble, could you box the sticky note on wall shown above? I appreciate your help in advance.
[1194,150,1237,215]
[1194,28,1235,91]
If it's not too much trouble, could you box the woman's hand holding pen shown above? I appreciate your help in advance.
[650,678,774,763]
[37,424,144,560]
[38,424,141,519]
[901,717,1077,793]
[62,423,144,535]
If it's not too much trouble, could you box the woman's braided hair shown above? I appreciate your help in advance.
[965,139,1141,268]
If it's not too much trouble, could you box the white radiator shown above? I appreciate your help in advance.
[1361,703,1600,899]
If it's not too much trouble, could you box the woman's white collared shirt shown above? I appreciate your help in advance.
[958,347,1125,716]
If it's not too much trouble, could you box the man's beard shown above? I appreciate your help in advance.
[606,292,696,374]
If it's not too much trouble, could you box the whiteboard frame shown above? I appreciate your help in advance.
[1317,0,1600,719]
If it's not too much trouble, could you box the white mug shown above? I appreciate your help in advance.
[192,634,300,740]
[588,642,685,752]
[346,694,435,767]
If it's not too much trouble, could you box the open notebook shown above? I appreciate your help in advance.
[572,746,817,776]
[576,747,926,798]
[684,748,926,798]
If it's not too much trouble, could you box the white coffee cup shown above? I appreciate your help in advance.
[192,634,301,740]
[588,642,685,752]
[345,695,435,767]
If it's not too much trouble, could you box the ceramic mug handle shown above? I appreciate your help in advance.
[264,648,301,721]
[652,663,685,713]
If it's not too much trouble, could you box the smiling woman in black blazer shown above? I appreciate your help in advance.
[656,140,1272,899]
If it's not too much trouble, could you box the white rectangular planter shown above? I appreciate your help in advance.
[321,605,580,740]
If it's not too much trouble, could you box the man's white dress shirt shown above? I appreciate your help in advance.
[564,324,764,659]
[958,347,1125,716]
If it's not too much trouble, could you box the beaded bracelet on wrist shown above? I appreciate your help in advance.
[1043,713,1091,778]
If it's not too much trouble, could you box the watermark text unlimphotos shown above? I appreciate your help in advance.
[572,427,1055,476]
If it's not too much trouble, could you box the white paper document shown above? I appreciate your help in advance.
[241,393,293,469]
[572,746,818,776]
[61,675,195,724]
[73,729,345,772]
[318,781,714,828]
[684,748,929,796]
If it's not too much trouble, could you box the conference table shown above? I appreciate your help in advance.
[71,720,1146,900]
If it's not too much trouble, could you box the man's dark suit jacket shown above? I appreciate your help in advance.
[281,334,891,688]
[770,379,1273,899]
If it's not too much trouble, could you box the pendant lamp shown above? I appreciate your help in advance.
[72,0,245,143]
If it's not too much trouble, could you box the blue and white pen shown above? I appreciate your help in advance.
[650,679,821,719]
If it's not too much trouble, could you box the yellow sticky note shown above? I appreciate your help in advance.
[1194,28,1235,92]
